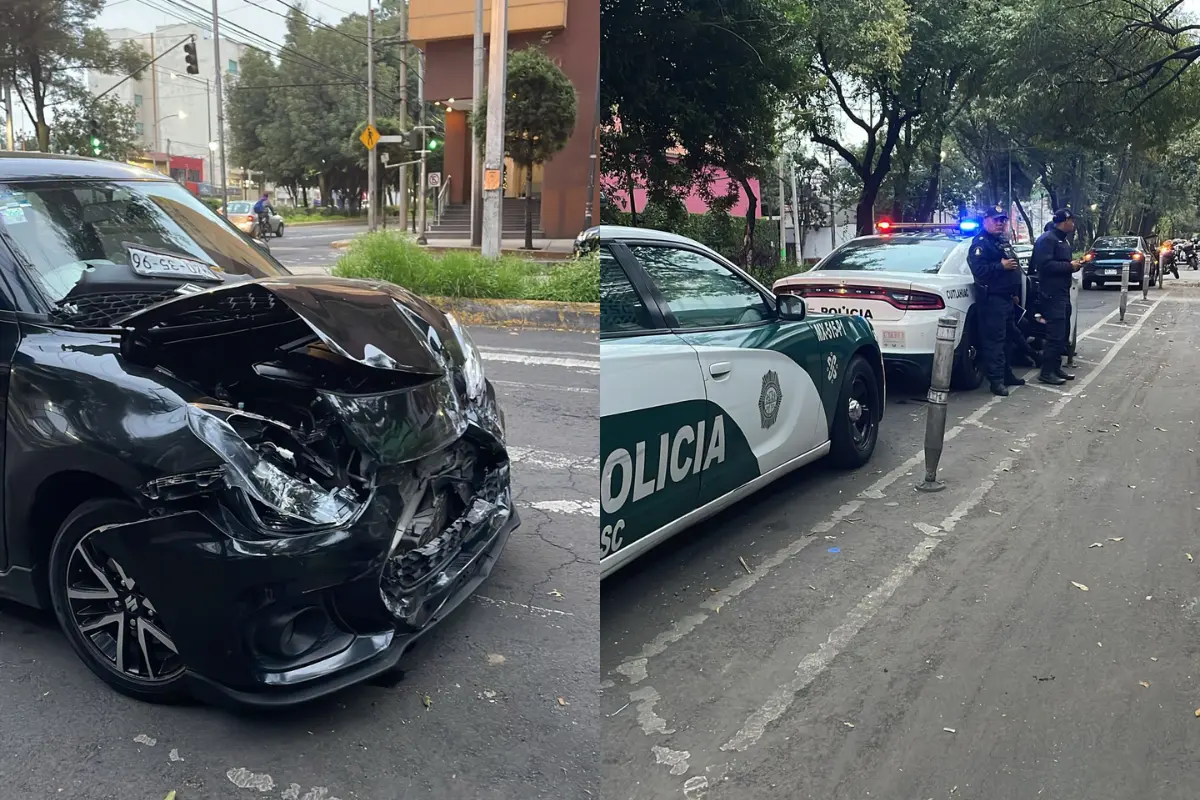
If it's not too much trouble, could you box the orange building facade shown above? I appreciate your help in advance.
[410,0,599,238]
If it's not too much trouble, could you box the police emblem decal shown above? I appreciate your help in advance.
[759,370,782,429]
[826,352,839,383]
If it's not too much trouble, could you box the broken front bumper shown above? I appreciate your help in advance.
[90,464,518,708]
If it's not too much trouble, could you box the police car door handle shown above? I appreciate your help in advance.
[708,361,733,379]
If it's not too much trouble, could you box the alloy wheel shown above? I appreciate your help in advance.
[847,374,874,448]
[65,533,183,683]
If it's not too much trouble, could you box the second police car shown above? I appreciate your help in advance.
[773,220,1080,389]
[598,226,884,578]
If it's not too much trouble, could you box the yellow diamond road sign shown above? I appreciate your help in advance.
[360,124,380,150]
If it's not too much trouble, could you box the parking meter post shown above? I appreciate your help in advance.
[1119,261,1129,321]
[916,314,958,493]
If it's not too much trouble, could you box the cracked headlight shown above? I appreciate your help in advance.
[186,405,362,528]
[446,312,486,401]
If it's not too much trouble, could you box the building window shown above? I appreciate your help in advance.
[187,169,201,182]
[134,94,143,107]
[135,122,145,135]
[228,59,239,75]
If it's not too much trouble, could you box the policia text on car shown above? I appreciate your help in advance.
[966,207,1027,396]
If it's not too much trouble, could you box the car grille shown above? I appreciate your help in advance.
[52,291,180,328]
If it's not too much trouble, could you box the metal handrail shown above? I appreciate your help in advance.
[435,176,451,224]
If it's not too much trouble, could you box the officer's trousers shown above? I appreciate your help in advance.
[976,293,1012,385]
[1040,292,1072,375]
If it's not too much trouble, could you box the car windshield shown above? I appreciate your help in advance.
[0,179,288,305]
[226,201,252,214]
[1094,237,1140,250]
[818,237,961,274]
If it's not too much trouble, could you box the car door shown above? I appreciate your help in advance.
[0,242,21,571]
[599,244,707,569]
[620,241,828,510]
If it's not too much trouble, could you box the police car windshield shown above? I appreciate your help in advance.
[819,238,960,274]
[1093,237,1140,250]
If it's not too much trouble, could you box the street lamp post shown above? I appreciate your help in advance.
[155,111,185,174]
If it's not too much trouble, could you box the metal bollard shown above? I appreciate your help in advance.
[916,314,959,493]
[1119,261,1129,321]
[1143,259,1150,300]
[1159,253,1166,289]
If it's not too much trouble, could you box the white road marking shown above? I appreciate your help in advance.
[722,442,1029,753]
[1082,334,1119,344]
[1102,321,1130,328]
[227,767,275,792]
[527,499,600,516]
[494,379,597,394]
[631,685,676,735]
[472,594,574,617]
[1027,381,1069,395]
[481,349,599,371]
[508,446,599,471]
[653,745,692,775]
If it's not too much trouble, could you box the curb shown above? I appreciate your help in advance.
[425,296,598,332]
[329,240,572,260]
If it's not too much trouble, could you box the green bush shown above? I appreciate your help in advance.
[331,232,598,303]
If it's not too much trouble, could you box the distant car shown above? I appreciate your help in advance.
[599,226,883,578]
[1081,236,1151,289]
[223,200,284,238]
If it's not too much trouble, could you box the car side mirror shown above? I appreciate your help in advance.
[776,293,806,321]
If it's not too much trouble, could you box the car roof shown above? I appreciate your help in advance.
[599,224,732,262]
[0,151,171,183]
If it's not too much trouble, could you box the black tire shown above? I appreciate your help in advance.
[829,354,881,469]
[48,498,188,703]
[950,320,985,391]
[276,222,285,239]
[1082,279,1093,290]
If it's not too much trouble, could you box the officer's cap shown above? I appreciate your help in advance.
[982,206,1008,221]
[1052,208,1076,224]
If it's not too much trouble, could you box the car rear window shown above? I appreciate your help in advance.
[1093,237,1139,250]
[227,201,252,214]
[818,237,962,274]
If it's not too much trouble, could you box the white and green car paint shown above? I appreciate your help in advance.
[599,227,885,578]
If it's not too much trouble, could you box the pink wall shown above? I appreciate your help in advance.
[603,170,762,217]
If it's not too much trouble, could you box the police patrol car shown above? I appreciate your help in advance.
[600,226,884,578]
[773,220,1079,389]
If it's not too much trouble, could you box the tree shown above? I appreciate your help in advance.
[52,93,139,160]
[474,47,577,249]
[0,0,144,151]
[601,0,808,264]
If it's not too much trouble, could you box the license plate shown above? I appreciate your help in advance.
[881,329,905,349]
[126,244,223,282]
[1104,269,1119,276]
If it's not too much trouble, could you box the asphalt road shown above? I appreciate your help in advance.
[0,326,598,799]
[268,221,367,272]
[601,285,1200,799]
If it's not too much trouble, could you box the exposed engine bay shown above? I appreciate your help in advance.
[118,277,511,614]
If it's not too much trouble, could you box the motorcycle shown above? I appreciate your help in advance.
[1159,242,1180,281]
[1187,239,1199,270]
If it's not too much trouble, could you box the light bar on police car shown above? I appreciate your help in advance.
[874,219,979,234]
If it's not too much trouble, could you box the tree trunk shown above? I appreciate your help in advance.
[856,172,886,236]
[738,175,758,267]
[524,164,535,250]
[625,159,639,226]
[1013,197,1035,244]
[916,131,946,222]
[889,120,913,220]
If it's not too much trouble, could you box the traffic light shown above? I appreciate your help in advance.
[404,129,421,149]
[88,118,103,157]
[427,137,441,151]
[183,40,199,75]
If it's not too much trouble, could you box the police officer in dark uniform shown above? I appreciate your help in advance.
[1031,208,1082,385]
[967,207,1026,396]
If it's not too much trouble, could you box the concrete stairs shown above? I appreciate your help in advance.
[426,198,542,239]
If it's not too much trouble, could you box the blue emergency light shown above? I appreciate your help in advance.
[959,219,980,233]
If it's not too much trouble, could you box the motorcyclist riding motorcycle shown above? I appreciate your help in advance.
[252,193,271,238]
[1159,239,1181,280]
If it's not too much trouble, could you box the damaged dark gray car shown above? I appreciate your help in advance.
[0,153,517,706]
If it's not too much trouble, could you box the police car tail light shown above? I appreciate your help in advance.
[896,290,946,310]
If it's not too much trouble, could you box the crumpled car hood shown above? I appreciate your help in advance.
[114,275,461,375]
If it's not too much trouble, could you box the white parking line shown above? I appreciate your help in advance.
[494,380,597,394]
[472,594,574,617]
[1083,334,1119,344]
[508,446,599,471]
[481,349,599,372]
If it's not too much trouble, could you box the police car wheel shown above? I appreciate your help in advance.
[829,355,880,469]
[950,325,985,391]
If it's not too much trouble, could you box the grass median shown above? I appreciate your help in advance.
[331,231,599,303]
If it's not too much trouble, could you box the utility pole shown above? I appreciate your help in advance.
[3,81,13,150]
[211,0,229,211]
[1007,149,1014,240]
[150,33,161,163]
[416,49,428,243]
[470,0,485,246]
[367,5,377,232]
[777,153,787,266]
[583,49,600,230]
[481,0,509,257]
[205,78,213,191]
[788,156,801,265]
[397,4,408,229]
